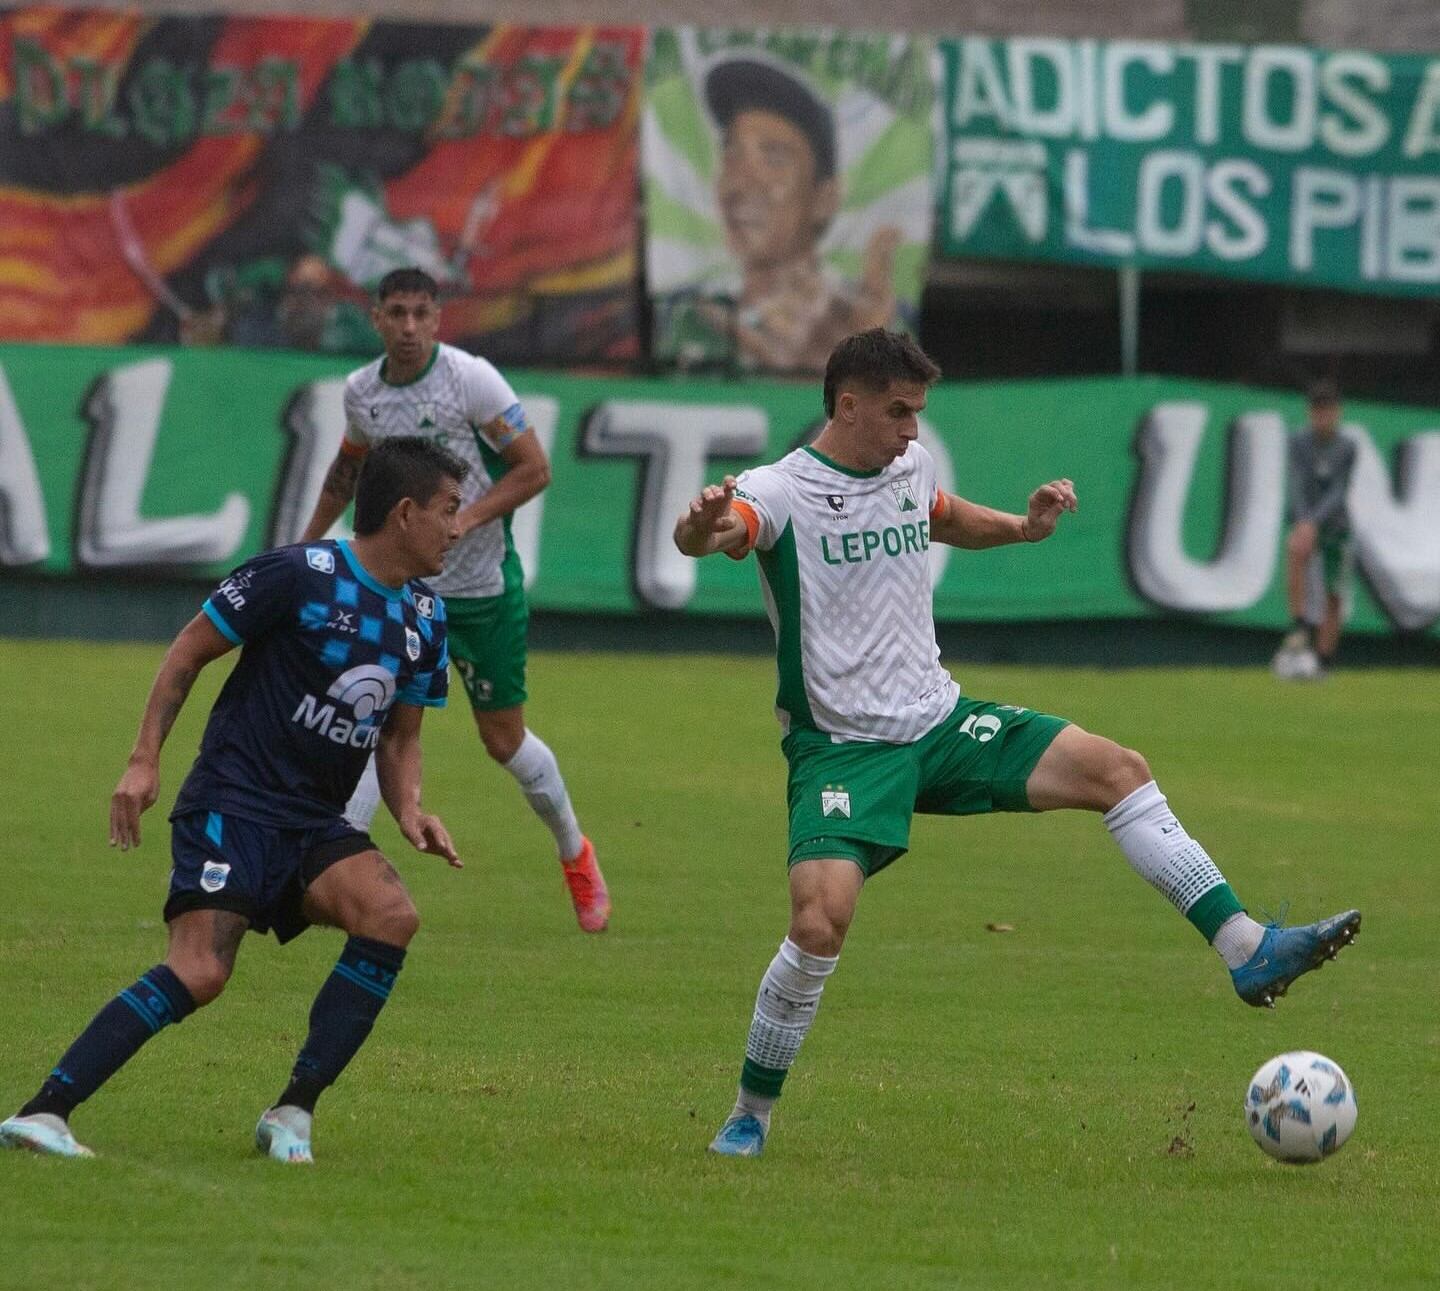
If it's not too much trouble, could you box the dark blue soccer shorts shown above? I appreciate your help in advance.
[166,811,374,944]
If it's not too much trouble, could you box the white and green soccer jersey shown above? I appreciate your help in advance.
[732,443,959,745]
[342,342,527,599]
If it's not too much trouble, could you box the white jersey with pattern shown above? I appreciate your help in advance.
[343,342,527,598]
[733,443,959,744]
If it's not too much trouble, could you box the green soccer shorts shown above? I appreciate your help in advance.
[444,581,529,712]
[1318,533,1355,597]
[783,697,1070,877]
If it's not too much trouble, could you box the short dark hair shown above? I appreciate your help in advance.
[1307,377,1341,406]
[823,329,941,417]
[353,437,468,536]
[376,268,439,303]
[705,56,837,182]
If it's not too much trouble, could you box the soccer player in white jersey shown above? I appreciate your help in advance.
[301,268,609,932]
[674,329,1360,1158]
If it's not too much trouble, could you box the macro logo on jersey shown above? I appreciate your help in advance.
[891,480,919,512]
[306,548,335,574]
[291,664,397,748]
[413,594,435,619]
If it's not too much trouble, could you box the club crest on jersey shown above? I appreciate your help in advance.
[890,480,919,513]
[825,494,846,513]
[200,861,231,893]
[821,786,851,818]
[413,593,435,619]
[405,627,422,661]
[306,547,335,574]
[417,401,437,430]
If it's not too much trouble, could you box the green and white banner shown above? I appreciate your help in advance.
[643,28,937,375]
[939,38,1440,293]
[2,344,1438,636]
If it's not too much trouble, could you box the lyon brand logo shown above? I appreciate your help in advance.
[826,495,845,513]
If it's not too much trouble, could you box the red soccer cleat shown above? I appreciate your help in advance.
[561,837,610,933]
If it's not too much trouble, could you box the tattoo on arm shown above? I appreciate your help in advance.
[154,662,201,746]
[320,453,362,504]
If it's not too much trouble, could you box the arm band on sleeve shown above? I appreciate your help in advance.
[725,500,760,560]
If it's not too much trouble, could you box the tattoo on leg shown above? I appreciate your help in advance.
[210,912,247,970]
[373,856,402,886]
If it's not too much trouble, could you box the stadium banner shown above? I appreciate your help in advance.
[643,27,938,375]
[938,38,1440,295]
[1,343,1438,637]
[0,10,643,362]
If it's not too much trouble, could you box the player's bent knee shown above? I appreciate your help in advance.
[789,907,849,957]
[476,721,523,763]
[354,892,420,946]
[1105,745,1152,804]
[169,955,231,1007]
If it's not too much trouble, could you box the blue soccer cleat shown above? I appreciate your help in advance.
[0,1112,94,1158]
[255,1105,314,1164]
[1231,909,1361,1008]
[708,1113,766,1157]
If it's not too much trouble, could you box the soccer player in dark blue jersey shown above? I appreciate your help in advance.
[1,437,467,1164]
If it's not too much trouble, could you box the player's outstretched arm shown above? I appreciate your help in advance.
[931,479,1077,549]
[376,703,461,868]
[673,475,750,558]
[300,442,366,542]
[110,613,234,851]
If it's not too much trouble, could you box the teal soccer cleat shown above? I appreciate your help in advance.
[0,1113,94,1158]
[1231,909,1361,1008]
[255,1105,314,1164]
[708,1113,766,1157]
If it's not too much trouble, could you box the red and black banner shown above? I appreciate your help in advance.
[0,10,643,362]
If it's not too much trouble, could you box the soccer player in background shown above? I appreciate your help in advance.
[1272,379,1357,680]
[1,439,464,1162]
[674,329,1362,1158]
[300,267,609,932]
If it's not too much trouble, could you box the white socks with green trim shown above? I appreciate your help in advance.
[503,730,584,862]
[731,938,838,1131]
[1103,780,1264,967]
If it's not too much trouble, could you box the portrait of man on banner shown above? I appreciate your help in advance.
[646,33,935,375]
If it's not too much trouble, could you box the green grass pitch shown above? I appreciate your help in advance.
[0,637,1436,1289]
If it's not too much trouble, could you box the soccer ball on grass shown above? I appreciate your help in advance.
[1245,1050,1356,1163]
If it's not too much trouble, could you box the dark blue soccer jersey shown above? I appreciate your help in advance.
[171,539,448,829]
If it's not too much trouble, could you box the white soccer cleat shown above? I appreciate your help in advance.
[0,1112,95,1158]
[255,1105,314,1164]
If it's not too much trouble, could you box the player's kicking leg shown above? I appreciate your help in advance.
[1025,725,1359,1007]
[474,705,609,933]
[1,910,242,1157]
[256,850,418,1164]
[709,858,861,1157]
